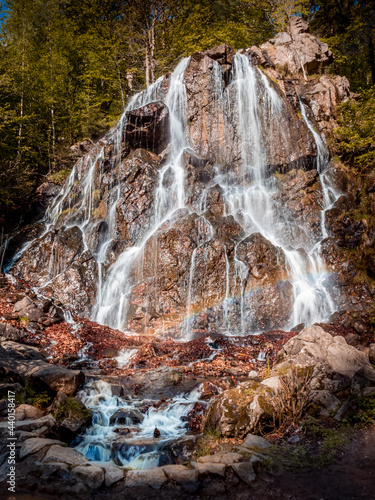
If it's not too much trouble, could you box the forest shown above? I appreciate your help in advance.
[0,0,374,231]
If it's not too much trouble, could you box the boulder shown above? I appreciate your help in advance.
[369,344,375,364]
[197,452,242,464]
[109,408,144,425]
[59,418,86,442]
[190,461,226,476]
[260,17,333,76]
[42,444,88,466]
[162,465,199,492]
[0,414,55,435]
[231,462,256,483]
[70,464,104,490]
[0,341,84,395]
[19,437,63,459]
[13,296,44,322]
[276,326,375,381]
[15,404,43,421]
[95,462,124,487]
[0,322,26,341]
[310,390,340,416]
[204,380,274,438]
[125,467,167,489]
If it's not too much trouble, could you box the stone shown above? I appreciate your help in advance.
[162,465,199,492]
[15,404,43,421]
[204,380,274,438]
[42,445,88,466]
[310,390,340,414]
[13,296,44,322]
[70,464,104,490]
[98,463,124,487]
[369,344,375,364]
[260,17,333,75]
[0,322,25,341]
[261,376,282,392]
[0,342,84,395]
[125,101,169,154]
[197,452,242,464]
[231,462,256,483]
[59,418,86,442]
[242,434,271,450]
[37,461,70,479]
[0,414,55,435]
[125,467,167,490]
[20,437,63,459]
[190,461,226,477]
[109,408,144,425]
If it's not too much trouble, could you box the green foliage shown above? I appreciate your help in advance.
[334,89,375,170]
[24,384,52,408]
[347,395,375,425]
[54,396,91,422]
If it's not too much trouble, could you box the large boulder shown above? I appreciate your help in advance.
[260,17,333,76]
[0,341,84,395]
[204,380,274,437]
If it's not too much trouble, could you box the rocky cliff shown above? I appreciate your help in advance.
[8,19,373,339]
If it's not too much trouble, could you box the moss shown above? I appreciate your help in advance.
[48,169,72,185]
[54,396,91,422]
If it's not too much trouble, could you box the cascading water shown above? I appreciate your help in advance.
[75,379,201,469]
[93,58,190,330]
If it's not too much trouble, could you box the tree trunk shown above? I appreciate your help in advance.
[145,44,150,87]
[367,32,375,85]
[15,22,26,170]
[150,15,156,83]
[48,19,56,171]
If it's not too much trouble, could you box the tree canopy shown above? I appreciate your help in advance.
[0,0,373,230]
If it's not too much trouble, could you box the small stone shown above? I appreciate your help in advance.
[231,462,256,483]
[287,435,301,444]
[242,433,271,450]
[154,427,161,438]
[125,467,167,490]
[15,404,43,421]
[162,465,199,492]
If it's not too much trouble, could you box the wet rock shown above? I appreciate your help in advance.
[19,437,63,459]
[42,444,88,466]
[125,101,169,154]
[70,464,104,490]
[205,43,235,65]
[275,169,324,246]
[110,408,144,425]
[236,232,293,330]
[125,467,167,489]
[15,404,43,421]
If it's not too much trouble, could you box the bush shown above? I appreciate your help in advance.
[54,396,91,422]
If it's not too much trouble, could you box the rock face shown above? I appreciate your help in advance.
[260,17,333,76]
[9,19,369,337]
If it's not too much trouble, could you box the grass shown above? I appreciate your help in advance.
[193,427,234,459]
[54,396,91,422]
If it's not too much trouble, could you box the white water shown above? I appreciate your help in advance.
[93,58,190,330]
[75,379,201,469]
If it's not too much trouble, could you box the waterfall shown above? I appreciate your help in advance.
[93,58,190,330]
[10,49,341,334]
